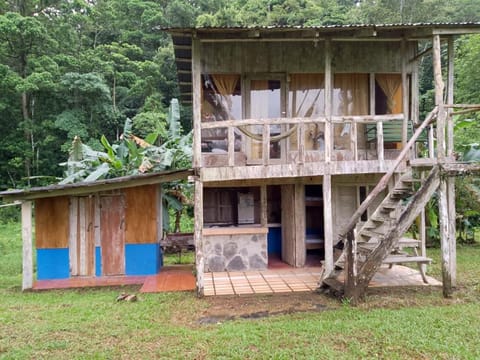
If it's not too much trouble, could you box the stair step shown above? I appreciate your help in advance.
[370,214,393,222]
[321,278,344,293]
[358,229,386,239]
[383,255,432,264]
[401,177,422,184]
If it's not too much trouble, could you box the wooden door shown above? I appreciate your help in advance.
[69,196,96,277]
[100,195,125,276]
[281,184,306,267]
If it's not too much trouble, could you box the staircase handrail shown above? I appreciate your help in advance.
[337,106,439,243]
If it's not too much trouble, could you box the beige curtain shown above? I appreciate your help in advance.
[289,74,325,150]
[211,74,240,119]
[333,74,369,151]
[376,74,402,114]
[333,74,369,116]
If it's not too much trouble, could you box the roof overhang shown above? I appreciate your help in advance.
[0,169,194,201]
[166,23,480,104]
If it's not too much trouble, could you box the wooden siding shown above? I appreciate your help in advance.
[35,196,69,249]
[124,185,158,244]
[201,41,415,74]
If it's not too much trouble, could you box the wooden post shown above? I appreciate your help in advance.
[22,201,33,290]
[401,38,409,149]
[157,185,163,243]
[433,34,453,297]
[428,125,435,158]
[324,38,332,164]
[322,174,334,277]
[194,178,204,296]
[192,38,202,168]
[260,185,267,227]
[377,121,384,164]
[447,36,457,287]
[344,229,359,305]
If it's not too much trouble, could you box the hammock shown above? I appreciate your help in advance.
[236,124,298,142]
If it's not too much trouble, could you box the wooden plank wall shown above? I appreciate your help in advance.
[201,41,415,74]
[35,196,69,248]
[124,185,158,244]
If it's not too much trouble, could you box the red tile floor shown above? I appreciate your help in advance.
[33,265,196,293]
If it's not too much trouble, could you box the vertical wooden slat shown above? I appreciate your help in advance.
[157,185,163,243]
[262,124,270,166]
[100,195,125,276]
[192,38,202,168]
[69,197,78,276]
[298,122,305,164]
[22,201,33,290]
[194,179,204,296]
[228,126,235,166]
[79,198,86,275]
[377,121,384,163]
[322,174,333,276]
[324,38,332,164]
[351,121,358,161]
[428,125,435,158]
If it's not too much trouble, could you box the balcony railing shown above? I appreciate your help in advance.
[199,114,434,168]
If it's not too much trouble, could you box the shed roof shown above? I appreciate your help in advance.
[166,23,480,104]
[0,169,194,201]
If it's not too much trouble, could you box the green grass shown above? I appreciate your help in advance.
[1,221,480,359]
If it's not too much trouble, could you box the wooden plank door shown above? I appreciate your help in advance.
[69,196,96,277]
[100,195,125,276]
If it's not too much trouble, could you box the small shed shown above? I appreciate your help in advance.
[0,169,193,289]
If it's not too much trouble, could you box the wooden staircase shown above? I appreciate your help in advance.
[322,166,440,296]
[321,107,441,300]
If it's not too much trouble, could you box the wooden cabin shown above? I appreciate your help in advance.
[0,169,192,289]
[168,23,480,299]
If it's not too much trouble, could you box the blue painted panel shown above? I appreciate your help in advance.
[37,248,70,280]
[125,243,162,275]
[95,247,102,277]
[267,227,282,254]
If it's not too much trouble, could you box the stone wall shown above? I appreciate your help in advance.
[204,233,268,272]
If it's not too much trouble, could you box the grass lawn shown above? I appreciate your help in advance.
[1,222,480,359]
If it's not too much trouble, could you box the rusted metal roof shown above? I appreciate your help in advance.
[0,168,194,201]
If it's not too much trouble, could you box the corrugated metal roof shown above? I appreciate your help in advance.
[0,169,194,201]
[165,22,480,32]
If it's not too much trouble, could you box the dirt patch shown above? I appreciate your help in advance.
[196,292,339,324]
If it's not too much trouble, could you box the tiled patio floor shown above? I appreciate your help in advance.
[204,267,322,296]
[203,265,441,296]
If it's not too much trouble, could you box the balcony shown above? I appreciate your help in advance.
[198,114,430,182]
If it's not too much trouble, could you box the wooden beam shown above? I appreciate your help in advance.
[262,125,270,166]
[22,201,33,290]
[409,45,433,63]
[322,174,334,277]
[192,38,202,168]
[194,179,204,296]
[433,35,446,160]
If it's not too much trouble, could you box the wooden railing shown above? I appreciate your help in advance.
[199,113,408,166]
